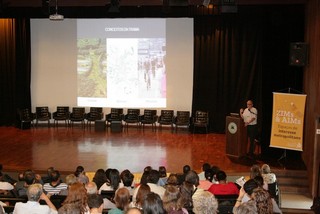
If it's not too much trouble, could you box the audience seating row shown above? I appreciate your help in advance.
[17,107,210,133]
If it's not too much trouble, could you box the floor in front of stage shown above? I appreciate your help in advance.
[0,124,306,174]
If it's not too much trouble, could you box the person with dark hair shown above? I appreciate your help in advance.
[208,170,239,195]
[179,181,194,214]
[99,168,123,193]
[166,174,179,187]
[120,169,135,195]
[142,192,166,214]
[85,181,116,210]
[74,165,89,184]
[133,169,165,203]
[15,170,37,197]
[13,183,58,214]
[131,184,150,209]
[198,168,214,190]
[93,169,108,190]
[177,165,191,185]
[108,187,131,214]
[42,167,55,184]
[43,170,68,195]
[162,185,188,214]
[0,171,14,195]
[87,194,104,214]
[198,163,211,180]
[0,164,17,185]
[158,166,168,186]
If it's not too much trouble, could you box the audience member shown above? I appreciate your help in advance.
[42,167,55,184]
[208,170,239,195]
[58,203,81,214]
[13,183,57,214]
[198,163,211,180]
[158,166,168,186]
[184,170,206,210]
[250,165,261,179]
[14,170,37,197]
[211,166,220,183]
[142,192,166,214]
[179,181,194,213]
[87,194,104,214]
[131,184,150,209]
[59,174,77,196]
[85,181,116,210]
[177,165,191,185]
[166,173,179,187]
[120,169,135,195]
[233,200,257,214]
[108,187,131,214]
[133,169,165,202]
[74,165,89,184]
[0,171,14,195]
[162,185,188,214]
[43,170,68,195]
[261,164,277,184]
[60,182,90,214]
[93,169,108,190]
[192,190,218,214]
[99,169,123,193]
[0,164,17,185]
[198,168,214,190]
[252,188,273,214]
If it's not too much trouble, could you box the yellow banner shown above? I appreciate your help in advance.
[270,92,306,151]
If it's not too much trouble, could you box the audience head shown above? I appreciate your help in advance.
[204,169,214,182]
[109,168,121,190]
[142,192,166,214]
[50,170,61,182]
[24,170,36,185]
[120,169,134,187]
[114,187,131,211]
[27,183,43,201]
[252,188,273,214]
[216,170,227,182]
[87,194,104,213]
[162,185,182,212]
[253,176,264,188]
[47,167,55,175]
[135,184,151,208]
[166,174,179,186]
[179,181,194,211]
[140,170,150,185]
[261,164,271,174]
[250,165,261,179]
[158,166,167,178]
[85,181,98,195]
[105,168,113,180]
[185,170,199,186]
[124,207,143,214]
[65,174,78,186]
[243,179,259,197]
[183,165,191,174]
[202,163,211,172]
[74,166,85,177]
[144,166,153,172]
[193,191,218,214]
[147,169,160,184]
[63,182,88,214]
[93,168,108,189]
[234,200,257,214]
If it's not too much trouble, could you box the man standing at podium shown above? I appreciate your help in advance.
[240,100,258,158]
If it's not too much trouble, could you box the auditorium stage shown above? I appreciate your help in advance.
[0,125,305,174]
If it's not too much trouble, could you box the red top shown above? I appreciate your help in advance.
[208,182,239,195]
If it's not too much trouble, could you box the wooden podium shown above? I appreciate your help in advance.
[226,115,247,158]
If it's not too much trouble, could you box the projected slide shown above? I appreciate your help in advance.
[77,19,166,108]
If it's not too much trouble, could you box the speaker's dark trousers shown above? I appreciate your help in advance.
[247,124,258,155]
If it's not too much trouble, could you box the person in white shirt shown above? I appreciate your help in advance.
[13,183,58,214]
[240,100,259,157]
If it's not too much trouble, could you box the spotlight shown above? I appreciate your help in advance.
[49,0,64,21]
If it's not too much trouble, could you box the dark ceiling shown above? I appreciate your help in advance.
[0,0,307,18]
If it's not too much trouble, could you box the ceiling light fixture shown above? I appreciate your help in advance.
[49,0,64,21]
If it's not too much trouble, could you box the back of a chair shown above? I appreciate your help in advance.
[175,111,190,125]
[194,111,209,125]
[50,195,67,209]
[215,194,238,214]
[19,108,35,122]
[71,107,86,119]
[87,107,103,120]
[100,190,116,203]
[159,110,174,124]
[125,109,140,121]
[142,109,157,123]
[36,106,51,120]
[53,106,70,119]
[108,108,124,121]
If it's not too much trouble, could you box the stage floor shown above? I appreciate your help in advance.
[0,125,305,174]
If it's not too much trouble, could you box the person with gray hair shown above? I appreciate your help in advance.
[234,200,257,214]
[13,183,58,214]
[192,190,218,214]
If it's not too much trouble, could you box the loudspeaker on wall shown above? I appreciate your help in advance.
[289,42,308,66]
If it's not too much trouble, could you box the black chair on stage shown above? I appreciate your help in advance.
[140,109,158,131]
[69,107,86,128]
[86,107,104,128]
[53,106,70,127]
[173,111,191,132]
[18,108,35,129]
[193,110,209,133]
[106,108,124,128]
[35,106,51,128]
[158,110,174,132]
[123,109,141,130]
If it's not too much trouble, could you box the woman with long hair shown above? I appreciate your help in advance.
[99,168,123,193]
[163,185,188,214]
[108,187,131,214]
[131,184,150,209]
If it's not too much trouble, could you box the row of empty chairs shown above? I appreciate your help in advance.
[18,107,210,133]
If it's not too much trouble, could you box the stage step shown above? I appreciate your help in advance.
[282,208,315,214]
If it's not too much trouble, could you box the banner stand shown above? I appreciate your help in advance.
[277,149,287,169]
